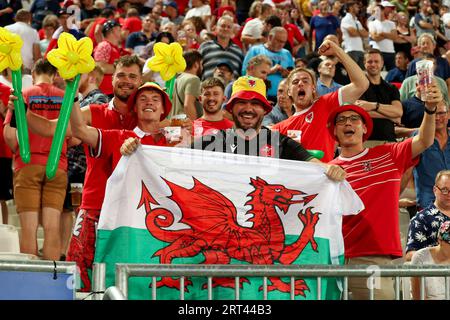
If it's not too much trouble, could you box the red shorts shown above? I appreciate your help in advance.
[66,209,100,292]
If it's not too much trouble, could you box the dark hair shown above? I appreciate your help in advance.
[32,59,57,76]
[114,54,144,71]
[364,48,383,61]
[201,77,225,91]
[184,50,203,70]
[100,8,115,18]
[264,15,282,27]
[155,31,175,43]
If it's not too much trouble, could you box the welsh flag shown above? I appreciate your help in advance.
[94,146,364,300]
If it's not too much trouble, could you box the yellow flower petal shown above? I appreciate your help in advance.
[10,33,23,51]
[47,49,69,69]
[169,43,183,59]
[59,63,78,79]
[57,32,77,53]
[0,55,9,73]
[153,42,170,58]
[173,56,186,73]
[8,50,22,71]
[77,56,95,74]
[76,37,93,58]
[147,56,165,72]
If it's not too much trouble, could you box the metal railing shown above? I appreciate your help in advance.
[112,263,450,300]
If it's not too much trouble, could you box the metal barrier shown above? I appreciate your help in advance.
[112,263,450,300]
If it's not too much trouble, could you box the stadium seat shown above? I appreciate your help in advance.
[0,224,20,253]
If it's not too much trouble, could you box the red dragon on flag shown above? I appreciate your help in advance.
[138,176,321,296]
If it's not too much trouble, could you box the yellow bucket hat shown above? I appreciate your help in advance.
[225,76,272,114]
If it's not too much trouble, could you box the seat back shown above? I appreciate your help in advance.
[0,224,20,253]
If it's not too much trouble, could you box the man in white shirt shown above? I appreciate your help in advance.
[5,9,41,74]
[241,3,274,48]
[341,1,368,69]
[368,3,397,71]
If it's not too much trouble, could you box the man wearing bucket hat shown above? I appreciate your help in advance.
[327,79,442,299]
[121,75,346,180]
[192,75,347,181]
[70,81,173,169]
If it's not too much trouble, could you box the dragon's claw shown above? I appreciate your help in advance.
[201,277,250,290]
[259,278,310,297]
[150,277,193,292]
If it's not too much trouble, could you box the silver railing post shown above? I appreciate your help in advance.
[92,263,106,300]
[115,264,129,299]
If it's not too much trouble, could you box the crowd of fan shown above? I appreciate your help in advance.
[1,0,450,300]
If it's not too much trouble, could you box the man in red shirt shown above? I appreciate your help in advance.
[0,82,12,224]
[94,19,128,97]
[271,39,369,162]
[88,8,115,47]
[3,59,68,261]
[70,82,171,170]
[193,77,233,137]
[327,80,441,299]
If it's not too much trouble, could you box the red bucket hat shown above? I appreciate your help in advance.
[127,82,172,121]
[327,104,373,141]
[225,76,272,115]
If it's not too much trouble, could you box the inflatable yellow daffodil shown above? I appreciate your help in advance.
[147,42,186,81]
[0,27,23,72]
[47,32,95,79]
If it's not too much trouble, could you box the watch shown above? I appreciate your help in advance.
[374,102,380,112]
[424,106,437,115]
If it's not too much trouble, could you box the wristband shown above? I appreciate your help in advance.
[424,106,437,115]
[374,102,379,112]
[74,96,79,103]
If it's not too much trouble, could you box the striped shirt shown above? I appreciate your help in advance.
[330,139,418,258]
[199,39,244,80]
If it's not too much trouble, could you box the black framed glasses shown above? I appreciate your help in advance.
[436,186,450,195]
[335,115,362,125]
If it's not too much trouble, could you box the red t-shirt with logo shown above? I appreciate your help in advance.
[330,139,418,258]
[193,118,234,137]
[81,102,137,212]
[272,90,341,163]
[89,17,108,48]
[94,40,122,96]
[4,83,67,171]
[96,128,167,169]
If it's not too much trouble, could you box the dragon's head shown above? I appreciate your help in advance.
[249,177,305,213]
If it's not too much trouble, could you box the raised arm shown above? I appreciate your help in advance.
[318,40,369,103]
[411,80,441,158]
[70,100,100,149]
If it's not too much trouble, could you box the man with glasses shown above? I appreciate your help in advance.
[327,79,441,299]
[411,101,450,212]
[406,170,450,261]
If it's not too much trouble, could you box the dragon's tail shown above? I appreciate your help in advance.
[145,208,190,242]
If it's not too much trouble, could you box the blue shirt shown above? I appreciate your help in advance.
[406,56,450,80]
[310,15,340,50]
[241,44,294,98]
[401,96,425,129]
[406,204,450,253]
[316,78,342,97]
[262,104,295,126]
[385,67,406,83]
[413,129,450,209]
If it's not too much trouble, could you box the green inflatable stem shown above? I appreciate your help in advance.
[307,149,324,160]
[46,74,80,179]
[165,77,176,102]
[12,69,30,163]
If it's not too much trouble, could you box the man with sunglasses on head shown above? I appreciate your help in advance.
[327,78,442,299]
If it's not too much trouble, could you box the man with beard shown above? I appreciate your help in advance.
[193,77,233,137]
[191,75,346,181]
[168,50,203,121]
[272,39,369,162]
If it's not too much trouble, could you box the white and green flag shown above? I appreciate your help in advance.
[94,146,363,300]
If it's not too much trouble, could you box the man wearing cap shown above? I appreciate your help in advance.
[190,75,346,181]
[327,80,442,299]
[213,60,235,87]
[272,39,369,163]
[161,1,184,26]
[94,19,128,97]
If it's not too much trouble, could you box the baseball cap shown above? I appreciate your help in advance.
[127,82,172,121]
[166,1,178,9]
[216,60,233,72]
[327,105,373,141]
[380,1,395,7]
[58,7,70,17]
[102,20,121,36]
[225,76,272,115]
